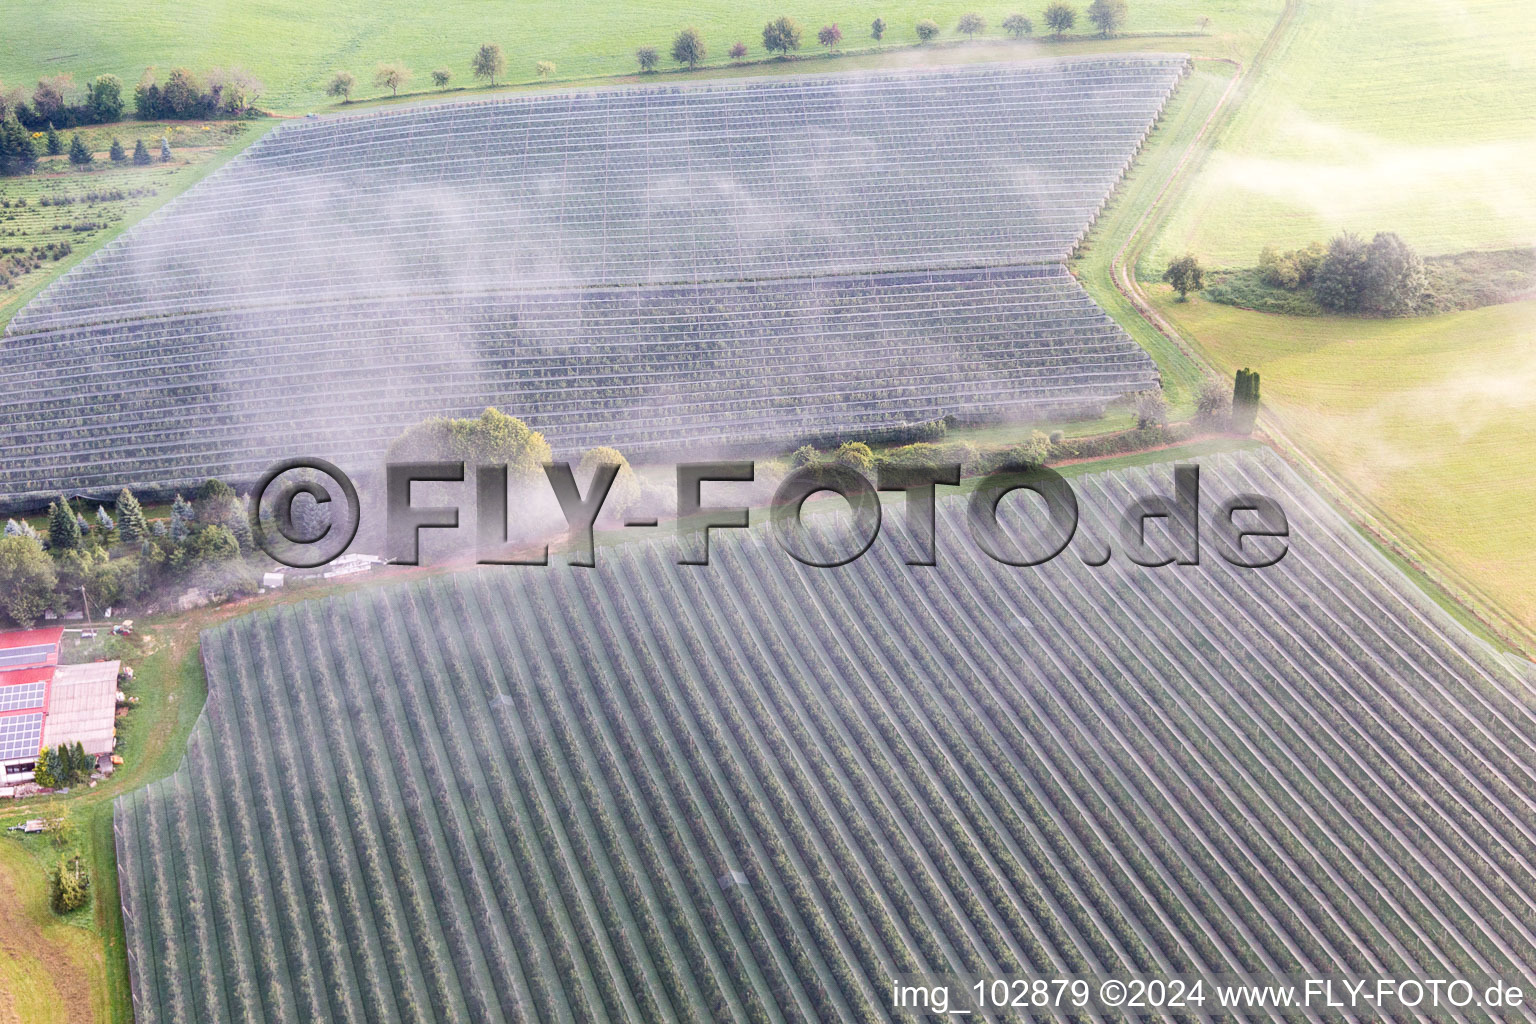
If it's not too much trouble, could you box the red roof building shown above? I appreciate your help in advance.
[0,627,117,785]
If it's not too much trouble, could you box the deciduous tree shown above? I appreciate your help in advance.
[1002,13,1034,37]
[763,16,804,55]
[325,71,355,102]
[1162,252,1204,299]
[818,24,843,48]
[373,64,410,98]
[957,13,987,37]
[636,47,660,72]
[431,68,453,88]
[1044,2,1077,36]
[1087,0,1127,36]
[472,44,506,86]
[915,19,941,41]
[671,27,707,68]
[871,17,887,39]
[0,535,56,627]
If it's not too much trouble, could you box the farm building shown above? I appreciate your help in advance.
[0,627,119,784]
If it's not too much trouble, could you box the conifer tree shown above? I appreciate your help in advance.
[115,488,148,544]
[159,137,171,162]
[48,497,81,550]
[67,133,92,167]
[132,137,151,165]
[169,494,195,543]
[109,137,126,162]
[45,123,62,155]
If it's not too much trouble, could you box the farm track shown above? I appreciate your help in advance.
[115,449,1536,1024]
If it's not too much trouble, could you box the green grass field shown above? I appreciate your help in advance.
[1148,0,1536,270]
[1153,288,1536,639]
[1138,0,1536,641]
[0,0,1278,112]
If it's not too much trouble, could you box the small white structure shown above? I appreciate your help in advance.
[322,553,383,579]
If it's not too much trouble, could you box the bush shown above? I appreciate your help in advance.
[915,19,941,41]
[729,42,748,60]
[833,441,875,472]
[635,47,660,72]
[1134,389,1169,429]
[1195,376,1232,429]
[790,445,818,468]
[534,61,556,79]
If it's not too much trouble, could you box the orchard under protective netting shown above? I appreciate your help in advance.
[116,449,1536,1024]
[0,56,1185,500]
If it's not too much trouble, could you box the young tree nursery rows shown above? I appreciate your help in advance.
[115,449,1536,1023]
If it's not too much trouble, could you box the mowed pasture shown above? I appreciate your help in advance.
[1153,291,1536,635]
[1147,0,1536,270]
[1143,0,1536,640]
[0,0,1281,112]
[117,448,1536,1024]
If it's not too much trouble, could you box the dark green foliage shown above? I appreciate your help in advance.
[871,17,887,38]
[1259,241,1325,290]
[116,488,148,544]
[1361,231,1425,315]
[325,71,355,102]
[762,16,803,54]
[1231,368,1260,434]
[1044,2,1077,35]
[87,74,124,122]
[671,28,706,68]
[159,137,171,162]
[915,19,941,41]
[956,12,987,36]
[1419,247,1536,313]
[635,46,660,71]
[1087,0,1127,36]
[471,43,506,86]
[132,137,151,165]
[169,493,195,543]
[1002,13,1034,37]
[1313,231,1370,312]
[48,496,82,550]
[1205,267,1325,316]
[109,137,126,162]
[67,132,92,167]
[45,123,62,155]
[0,114,38,175]
[0,535,56,627]
[1162,252,1204,299]
[389,407,552,481]
[49,855,91,914]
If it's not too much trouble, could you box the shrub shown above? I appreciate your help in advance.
[790,445,818,468]
[1134,389,1169,429]
[833,441,875,472]
[729,42,748,60]
[915,19,941,41]
[1195,376,1232,429]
